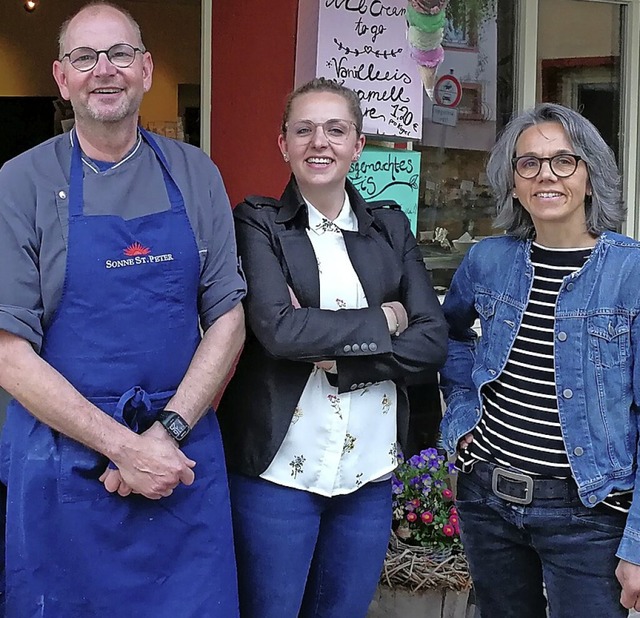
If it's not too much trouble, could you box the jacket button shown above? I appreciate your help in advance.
[588,495,597,505]
[365,382,372,387]
[566,282,574,291]
[58,190,67,199]
[361,343,369,351]
[350,384,357,391]
[573,446,584,456]
[369,342,378,352]
[562,388,573,399]
[358,382,365,389]
[352,344,360,352]
[343,345,351,353]
[557,332,567,342]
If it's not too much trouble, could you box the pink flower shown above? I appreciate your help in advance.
[407,512,418,523]
[449,515,459,526]
[443,524,455,537]
[449,506,458,516]
[410,498,421,508]
[421,511,434,524]
[442,488,453,499]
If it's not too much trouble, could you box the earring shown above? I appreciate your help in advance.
[352,154,360,162]
[512,192,517,199]
[283,153,290,163]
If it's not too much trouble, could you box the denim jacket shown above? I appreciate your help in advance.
[440,231,640,563]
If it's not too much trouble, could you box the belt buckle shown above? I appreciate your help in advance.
[491,467,533,505]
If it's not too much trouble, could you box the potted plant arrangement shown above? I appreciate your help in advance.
[368,448,474,618]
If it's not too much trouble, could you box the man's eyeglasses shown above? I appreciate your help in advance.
[285,119,358,145]
[60,43,144,72]
[512,154,583,179]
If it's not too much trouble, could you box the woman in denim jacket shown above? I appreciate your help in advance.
[440,103,640,617]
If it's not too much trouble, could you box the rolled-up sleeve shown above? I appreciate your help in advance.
[198,163,247,330]
[0,160,44,350]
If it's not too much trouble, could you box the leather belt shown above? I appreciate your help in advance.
[470,461,578,505]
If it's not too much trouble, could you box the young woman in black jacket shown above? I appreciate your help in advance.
[218,77,447,618]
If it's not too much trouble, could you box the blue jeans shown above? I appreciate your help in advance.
[229,474,392,618]
[456,464,627,618]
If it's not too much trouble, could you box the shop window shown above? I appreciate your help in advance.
[416,0,514,292]
[443,18,478,50]
[458,84,484,121]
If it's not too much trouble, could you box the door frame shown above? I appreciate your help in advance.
[200,0,212,155]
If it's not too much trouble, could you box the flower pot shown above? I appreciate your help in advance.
[367,586,477,618]
[368,534,477,617]
[381,535,472,591]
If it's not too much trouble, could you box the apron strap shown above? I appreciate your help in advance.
[139,127,185,212]
[107,385,169,470]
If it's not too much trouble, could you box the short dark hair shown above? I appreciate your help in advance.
[58,1,145,58]
[486,102,624,239]
[281,78,363,135]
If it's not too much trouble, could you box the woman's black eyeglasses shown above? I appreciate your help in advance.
[512,154,583,179]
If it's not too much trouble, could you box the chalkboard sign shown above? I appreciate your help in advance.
[316,0,424,140]
[349,146,421,233]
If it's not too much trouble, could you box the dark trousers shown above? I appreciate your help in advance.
[456,463,627,618]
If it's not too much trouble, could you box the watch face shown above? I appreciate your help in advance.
[168,416,189,440]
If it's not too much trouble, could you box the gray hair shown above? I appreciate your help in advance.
[58,1,145,58]
[486,102,624,239]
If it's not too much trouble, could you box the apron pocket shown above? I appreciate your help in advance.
[162,266,187,323]
[59,437,111,503]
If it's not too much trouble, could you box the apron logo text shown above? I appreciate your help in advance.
[105,253,175,269]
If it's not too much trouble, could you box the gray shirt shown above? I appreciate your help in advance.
[0,131,246,352]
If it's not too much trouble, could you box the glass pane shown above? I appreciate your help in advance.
[537,0,623,162]
[415,0,515,293]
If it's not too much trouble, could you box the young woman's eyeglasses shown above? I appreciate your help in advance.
[512,154,583,179]
[60,44,144,72]
[286,119,357,145]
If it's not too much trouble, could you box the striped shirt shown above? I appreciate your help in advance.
[459,243,631,513]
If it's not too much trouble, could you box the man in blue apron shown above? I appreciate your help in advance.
[0,2,246,615]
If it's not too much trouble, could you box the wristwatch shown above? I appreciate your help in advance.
[157,409,191,443]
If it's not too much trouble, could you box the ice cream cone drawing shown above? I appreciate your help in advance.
[406,0,448,98]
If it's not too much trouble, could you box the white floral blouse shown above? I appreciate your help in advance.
[260,192,398,497]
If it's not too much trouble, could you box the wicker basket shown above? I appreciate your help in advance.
[380,534,472,592]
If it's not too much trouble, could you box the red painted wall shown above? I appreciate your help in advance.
[211,1,299,207]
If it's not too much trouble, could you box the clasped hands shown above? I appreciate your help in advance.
[99,421,195,500]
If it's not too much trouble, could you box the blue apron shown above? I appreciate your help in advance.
[0,129,239,617]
